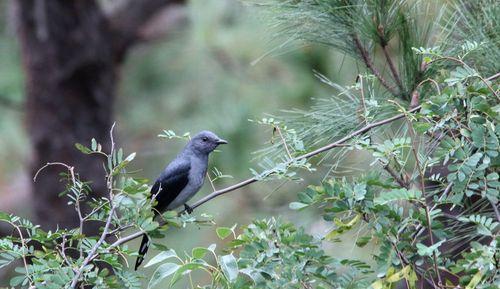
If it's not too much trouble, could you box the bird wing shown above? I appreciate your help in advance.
[136,160,191,270]
[151,159,191,213]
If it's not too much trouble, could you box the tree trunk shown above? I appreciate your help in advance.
[14,0,185,231]
[15,0,115,230]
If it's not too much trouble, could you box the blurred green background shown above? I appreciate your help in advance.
[0,0,373,286]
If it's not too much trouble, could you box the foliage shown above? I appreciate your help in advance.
[0,0,499,288]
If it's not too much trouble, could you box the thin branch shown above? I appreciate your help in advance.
[109,0,186,59]
[486,72,500,81]
[70,123,119,289]
[33,162,75,183]
[69,204,117,288]
[489,199,500,223]
[108,105,422,247]
[357,74,368,125]
[405,113,443,288]
[11,223,33,287]
[412,182,452,246]
[274,126,293,160]
[352,34,399,96]
[415,78,441,95]
[207,171,217,192]
[381,44,404,92]
[384,164,409,189]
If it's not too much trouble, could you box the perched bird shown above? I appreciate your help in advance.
[135,131,228,270]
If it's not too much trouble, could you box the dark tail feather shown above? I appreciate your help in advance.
[135,234,150,270]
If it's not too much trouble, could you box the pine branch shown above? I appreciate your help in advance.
[381,44,404,92]
[352,34,399,96]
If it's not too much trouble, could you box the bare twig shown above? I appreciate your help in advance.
[353,34,399,96]
[11,223,33,287]
[411,182,453,245]
[69,204,117,288]
[489,199,500,223]
[207,171,217,192]
[486,72,500,81]
[415,78,441,95]
[33,162,75,183]
[382,44,404,92]
[109,0,186,59]
[274,126,293,160]
[384,164,409,189]
[358,74,368,125]
[69,124,119,289]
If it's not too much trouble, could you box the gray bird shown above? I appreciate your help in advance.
[135,131,228,270]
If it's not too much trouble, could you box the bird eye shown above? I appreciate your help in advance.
[202,137,208,142]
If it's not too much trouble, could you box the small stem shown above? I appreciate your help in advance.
[11,223,33,287]
[207,171,216,192]
[489,199,500,223]
[69,204,117,288]
[486,72,500,81]
[384,163,409,189]
[275,126,293,160]
[359,75,368,125]
[353,34,399,96]
[382,44,404,92]
[406,115,443,288]
[415,78,441,95]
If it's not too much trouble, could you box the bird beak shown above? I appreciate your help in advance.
[216,139,228,145]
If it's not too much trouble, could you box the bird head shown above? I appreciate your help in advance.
[189,131,228,154]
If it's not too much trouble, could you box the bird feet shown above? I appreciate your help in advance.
[184,204,194,214]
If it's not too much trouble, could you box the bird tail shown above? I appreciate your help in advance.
[135,234,150,270]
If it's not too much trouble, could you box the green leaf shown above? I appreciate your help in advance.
[170,263,206,286]
[145,249,177,268]
[356,236,372,248]
[91,138,97,151]
[74,143,92,154]
[416,240,445,257]
[353,183,367,201]
[289,202,308,210]
[192,247,210,259]
[9,275,25,287]
[0,212,11,221]
[220,254,239,282]
[465,271,482,289]
[148,263,180,289]
[374,189,422,205]
[216,227,232,240]
[413,122,432,133]
[125,152,136,162]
